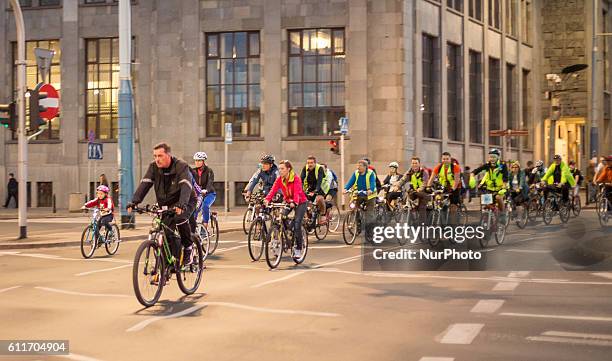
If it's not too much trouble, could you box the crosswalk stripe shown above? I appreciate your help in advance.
[439,323,484,344]
[470,299,505,313]
[493,282,519,291]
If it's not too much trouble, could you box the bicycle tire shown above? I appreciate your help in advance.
[80,225,97,259]
[132,240,165,307]
[209,217,220,255]
[572,196,581,217]
[247,219,266,261]
[342,210,358,245]
[314,220,329,241]
[177,240,204,295]
[265,224,283,269]
[527,198,539,223]
[559,201,570,224]
[543,198,554,225]
[196,223,211,261]
[515,204,528,229]
[104,224,121,256]
[328,204,341,232]
[479,212,491,248]
[598,197,609,227]
[242,207,253,234]
[427,210,440,247]
[292,227,308,264]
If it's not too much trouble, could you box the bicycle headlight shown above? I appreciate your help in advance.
[349,202,356,209]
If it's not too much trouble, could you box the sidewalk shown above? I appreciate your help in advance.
[0,208,247,250]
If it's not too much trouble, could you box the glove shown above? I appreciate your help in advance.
[126,202,136,211]
[498,189,507,196]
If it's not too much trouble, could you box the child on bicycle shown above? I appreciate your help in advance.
[82,185,115,242]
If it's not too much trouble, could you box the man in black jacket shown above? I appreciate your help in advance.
[4,173,18,208]
[128,143,197,265]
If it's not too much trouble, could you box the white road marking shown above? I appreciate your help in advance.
[506,249,551,253]
[508,271,531,278]
[501,312,612,322]
[309,245,352,249]
[419,358,454,361]
[59,353,105,361]
[527,336,612,347]
[251,271,307,288]
[208,264,262,271]
[542,331,612,340]
[592,272,612,280]
[492,282,519,291]
[0,285,22,294]
[35,286,130,298]
[215,245,248,253]
[4,252,130,264]
[126,301,341,332]
[439,323,484,344]
[470,299,505,314]
[75,264,132,276]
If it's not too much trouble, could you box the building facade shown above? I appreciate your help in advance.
[0,0,609,208]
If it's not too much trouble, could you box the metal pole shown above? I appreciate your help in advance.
[590,0,599,158]
[10,0,27,239]
[224,142,229,212]
[87,160,91,199]
[118,0,135,229]
[340,133,345,210]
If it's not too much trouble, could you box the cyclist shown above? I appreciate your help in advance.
[127,143,197,266]
[508,161,528,205]
[300,155,326,223]
[594,155,612,211]
[245,154,279,199]
[190,152,216,231]
[473,148,509,183]
[321,163,339,202]
[528,160,546,185]
[362,157,383,191]
[568,160,583,200]
[343,159,378,236]
[540,154,575,204]
[382,162,403,209]
[477,149,509,221]
[393,156,430,222]
[264,160,308,258]
[243,163,262,193]
[82,185,114,242]
[427,152,462,218]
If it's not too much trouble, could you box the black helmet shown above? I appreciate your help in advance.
[260,154,275,164]
[488,148,501,158]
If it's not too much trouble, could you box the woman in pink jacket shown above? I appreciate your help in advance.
[264,160,308,256]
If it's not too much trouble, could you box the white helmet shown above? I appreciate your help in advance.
[388,162,399,168]
[193,152,208,161]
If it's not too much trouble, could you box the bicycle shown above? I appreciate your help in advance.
[303,200,329,241]
[478,189,508,247]
[596,183,611,227]
[396,190,420,225]
[342,190,370,245]
[325,197,342,233]
[264,203,309,269]
[527,183,546,223]
[80,208,120,259]
[131,205,204,307]
[242,191,264,234]
[424,186,468,247]
[194,201,220,256]
[506,191,528,229]
[570,191,582,217]
[247,202,284,261]
[542,184,570,225]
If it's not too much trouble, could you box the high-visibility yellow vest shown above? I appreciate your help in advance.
[352,169,378,200]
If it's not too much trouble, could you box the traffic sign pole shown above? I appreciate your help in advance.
[339,117,348,210]
[224,123,232,213]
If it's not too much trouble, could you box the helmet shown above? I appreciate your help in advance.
[553,154,562,160]
[604,155,612,161]
[260,154,275,164]
[96,185,110,193]
[535,160,544,167]
[488,148,501,157]
[193,152,208,161]
[388,162,399,168]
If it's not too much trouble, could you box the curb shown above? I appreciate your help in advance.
[0,227,243,250]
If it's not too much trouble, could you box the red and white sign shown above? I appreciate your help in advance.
[39,83,60,120]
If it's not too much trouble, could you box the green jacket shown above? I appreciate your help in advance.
[541,162,576,187]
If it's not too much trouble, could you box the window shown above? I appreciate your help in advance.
[213,182,225,206]
[422,34,440,139]
[447,0,463,12]
[235,182,249,206]
[19,0,32,6]
[488,57,501,145]
[447,43,463,141]
[288,28,345,136]
[469,50,483,143]
[37,182,53,207]
[85,0,107,3]
[521,0,532,44]
[86,38,119,140]
[469,0,483,21]
[488,0,501,29]
[11,40,61,140]
[506,63,517,147]
[505,0,517,36]
[522,69,532,149]
[39,0,61,5]
[206,31,261,138]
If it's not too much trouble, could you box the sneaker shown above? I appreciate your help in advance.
[293,248,303,259]
[183,246,194,266]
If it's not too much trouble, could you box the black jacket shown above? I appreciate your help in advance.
[191,165,216,194]
[7,178,17,193]
[132,157,196,209]
[300,165,325,194]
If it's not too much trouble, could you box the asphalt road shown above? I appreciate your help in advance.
[0,210,611,361]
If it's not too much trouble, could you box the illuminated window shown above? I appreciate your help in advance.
[86,38,119,140]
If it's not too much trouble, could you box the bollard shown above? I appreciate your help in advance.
[52,194,56,213]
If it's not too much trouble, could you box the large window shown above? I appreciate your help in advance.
[288,28,345,136]
[522,69,532,149]
[505,0,517,36]
[489,0,501,29]
[37,182,53,207]
[447,43,463,141]
[469,51,483,143]
[86,38,119,140]
[506,63,517,147]
[521,0,532,44]
[469,0,483,21]
[447,0,463,12]
[206,31,261,138]
[422,34,440,139]
[12,40,61,140]
[488,57,501,145]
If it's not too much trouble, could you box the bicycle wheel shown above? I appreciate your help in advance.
[342,210,358,245]
[314,220,329,241]
[427,210,440,247]
[559,200,570,224]
[572,196,581,217]
[208,217,220,255]
[132,240,165,307]
[104,224,121,255]
[527,198,539,223]
[515,204,528,229]
[479,212,491,248]
[242,207,253,234]
[495,211,507,245]
[543,198,554,225]
[456,204,469,226]
[328,204,341,232]
[80,225,97,259]
[292,227,308,264]
[247,219,265,261]
[177,240,204,295]
[265,224,283,269]
[196,223,211,261]
[598,197,609,227]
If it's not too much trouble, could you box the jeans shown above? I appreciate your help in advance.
[195,192,216,223]
[285,202,308,250]
[4,192,17,207]
[95,214,114,240]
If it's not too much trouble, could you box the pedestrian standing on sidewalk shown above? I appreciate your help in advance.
[4,173,18,208]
